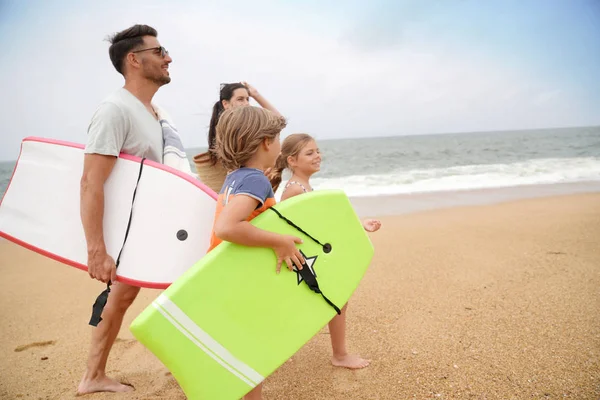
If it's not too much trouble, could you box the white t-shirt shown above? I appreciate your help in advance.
[85,88,164,163]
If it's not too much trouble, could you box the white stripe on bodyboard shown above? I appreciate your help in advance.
[152,294,264,387]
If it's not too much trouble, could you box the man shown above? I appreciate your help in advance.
[78,24,173,394]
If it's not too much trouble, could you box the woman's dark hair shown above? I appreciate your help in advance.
[207,82,248,164]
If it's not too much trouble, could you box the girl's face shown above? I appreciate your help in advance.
[289,140,321,175]
[222,88,250,110]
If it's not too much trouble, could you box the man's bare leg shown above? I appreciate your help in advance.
[329,304,371,369]
[77,282,140,394]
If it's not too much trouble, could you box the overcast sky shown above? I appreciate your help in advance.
[0,0,599,161]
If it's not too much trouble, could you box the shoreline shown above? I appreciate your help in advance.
[2,181,600,245]
[349,180,600,217]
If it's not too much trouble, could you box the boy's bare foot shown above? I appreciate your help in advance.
[77,376,134,395]
[331,354,371,369]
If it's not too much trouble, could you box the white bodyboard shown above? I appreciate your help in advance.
[0,137,217,289]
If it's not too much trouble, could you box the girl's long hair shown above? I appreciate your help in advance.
[269,133,315,192]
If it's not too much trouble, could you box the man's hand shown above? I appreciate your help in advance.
[87,250,117,284]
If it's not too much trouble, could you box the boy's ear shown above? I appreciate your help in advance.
[262,138,271,151]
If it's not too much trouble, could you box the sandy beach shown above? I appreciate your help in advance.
[1,192,599,399]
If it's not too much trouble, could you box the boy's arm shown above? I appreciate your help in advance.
[215,195,281,247]
[214,195,304,273]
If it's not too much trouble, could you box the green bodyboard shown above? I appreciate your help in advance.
[130,190,374,399]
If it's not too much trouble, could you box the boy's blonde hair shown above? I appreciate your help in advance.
[214,106,287,171]
[269,133,315,192]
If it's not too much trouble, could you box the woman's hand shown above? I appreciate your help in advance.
[242,81,259,98]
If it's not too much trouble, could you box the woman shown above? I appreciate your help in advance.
[194,82,281,193]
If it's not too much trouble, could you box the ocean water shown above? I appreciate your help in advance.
[1,126,599,200]
[305,126,600,197]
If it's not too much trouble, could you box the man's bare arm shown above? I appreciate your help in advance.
[80,153,117,283]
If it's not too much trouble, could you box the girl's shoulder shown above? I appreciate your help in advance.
[281,180,311,200]
[285,180,309,191]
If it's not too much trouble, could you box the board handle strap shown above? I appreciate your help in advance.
[269,207,341,315]
[296,264,342,315]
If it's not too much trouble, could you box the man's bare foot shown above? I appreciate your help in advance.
[331,354,371,369]
[77,375,134,395]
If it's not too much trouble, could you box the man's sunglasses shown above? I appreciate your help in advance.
[132,46,169,58]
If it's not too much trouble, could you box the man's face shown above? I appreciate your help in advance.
[132,36,172,86]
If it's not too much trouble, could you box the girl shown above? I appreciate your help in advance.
[194,82,281,193]
[209,106,304,400]
[269,133,382,370]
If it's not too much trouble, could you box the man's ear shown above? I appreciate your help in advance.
[124,52,141,72]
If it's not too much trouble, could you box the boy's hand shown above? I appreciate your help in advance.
[363,219,382,232]
[273,235,304,274]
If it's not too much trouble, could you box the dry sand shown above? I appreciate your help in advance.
[1,193,599,399]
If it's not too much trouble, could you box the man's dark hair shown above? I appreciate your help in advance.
[107,24,157,75]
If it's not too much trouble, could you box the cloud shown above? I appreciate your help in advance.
[0,0,598,161]
[338,0,454,53]
[533,90,562,106]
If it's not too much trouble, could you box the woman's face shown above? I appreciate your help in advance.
[289,140,321,175]
[222,88,250,110]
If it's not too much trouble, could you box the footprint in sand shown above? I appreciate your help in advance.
[14,340,56,352]
[114,338,138,350]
